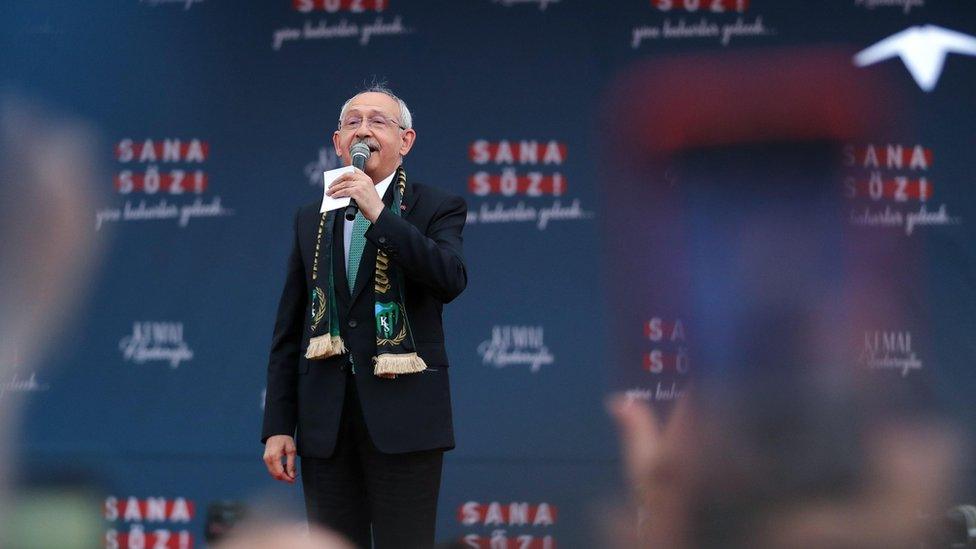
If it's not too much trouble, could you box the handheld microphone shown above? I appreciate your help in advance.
[345,142,371,221]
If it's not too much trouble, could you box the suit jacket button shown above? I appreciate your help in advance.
[348,319,357,328]
[378,236,387,243]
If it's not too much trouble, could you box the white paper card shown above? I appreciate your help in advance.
[320,166,355,213]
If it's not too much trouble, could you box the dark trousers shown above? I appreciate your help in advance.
[301,373,444,549]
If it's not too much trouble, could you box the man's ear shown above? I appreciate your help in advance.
[332,130,343,159]
[398,128,416,157]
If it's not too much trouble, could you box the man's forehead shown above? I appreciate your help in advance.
[344,92,398,115]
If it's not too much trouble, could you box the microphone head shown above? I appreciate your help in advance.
[350,142,371,164]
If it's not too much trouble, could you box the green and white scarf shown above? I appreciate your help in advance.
[304,168,427,377]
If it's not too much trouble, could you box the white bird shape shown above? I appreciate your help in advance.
[854,24,976,92]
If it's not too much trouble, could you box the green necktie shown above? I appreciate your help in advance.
[347,212,370,293]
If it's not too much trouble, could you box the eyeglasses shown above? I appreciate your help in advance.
[338,114,405,132]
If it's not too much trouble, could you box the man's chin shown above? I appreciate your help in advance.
[365,163,394,182]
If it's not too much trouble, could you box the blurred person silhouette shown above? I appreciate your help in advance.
[0,96,104,548]
[600,48,964,548]
[213,521,353,549]
[607,392,959,548]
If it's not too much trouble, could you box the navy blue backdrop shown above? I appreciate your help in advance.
[4,1,976,547]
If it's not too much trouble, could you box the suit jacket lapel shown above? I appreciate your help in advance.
[402,179,419,218]
[332,211,351,304]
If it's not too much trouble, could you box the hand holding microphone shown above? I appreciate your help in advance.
[325,141,384,222]
[345,142,371,221]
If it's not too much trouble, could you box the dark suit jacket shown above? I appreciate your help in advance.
[261,178,467,458]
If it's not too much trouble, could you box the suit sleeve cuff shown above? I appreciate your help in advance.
[365,207,404,258]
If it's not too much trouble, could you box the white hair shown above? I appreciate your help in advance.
[338,84,413,130]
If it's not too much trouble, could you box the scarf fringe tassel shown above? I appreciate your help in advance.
[305,334,347,360]
[373,352,427,376]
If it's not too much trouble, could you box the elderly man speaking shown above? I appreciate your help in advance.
[261,85,467,549]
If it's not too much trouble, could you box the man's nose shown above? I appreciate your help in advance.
[354,124,373,139]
